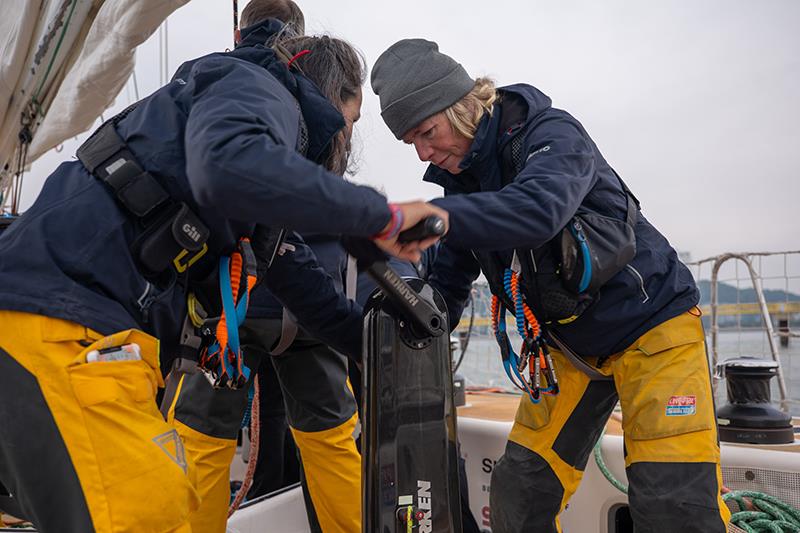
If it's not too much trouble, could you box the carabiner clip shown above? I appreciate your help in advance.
[540,342,559,395]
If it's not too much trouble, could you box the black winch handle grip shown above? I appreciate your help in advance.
[397,216,446,244]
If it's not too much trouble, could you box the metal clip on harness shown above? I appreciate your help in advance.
[492,269,559,403]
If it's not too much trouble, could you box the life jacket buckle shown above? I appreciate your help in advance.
[173,243,209,273]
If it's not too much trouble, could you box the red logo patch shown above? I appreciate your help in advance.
[666,395,696,416]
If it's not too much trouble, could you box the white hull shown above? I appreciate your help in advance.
[227,409,800,533]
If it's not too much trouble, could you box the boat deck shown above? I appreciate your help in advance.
[457,390,800,452]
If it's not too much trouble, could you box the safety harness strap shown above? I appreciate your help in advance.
[76,119,210,276]
[547,332,612,381]
[269,307,298,356]
[77,122,172,218]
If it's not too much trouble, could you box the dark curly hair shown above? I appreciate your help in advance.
[275,35,366,176]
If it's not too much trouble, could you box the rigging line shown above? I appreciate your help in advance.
[232,0,240,45]
[160,22,164,85]
[12,140,30,215]
[12,143,22,212]
[163,19,169,84]
[453,291,475,373]
[32,0,79,114]
[132,61,140,100]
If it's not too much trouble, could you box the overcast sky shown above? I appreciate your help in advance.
[24,0,799,263]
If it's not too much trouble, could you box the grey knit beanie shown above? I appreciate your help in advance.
[371,39,474,139]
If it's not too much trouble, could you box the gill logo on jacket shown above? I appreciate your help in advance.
[182,223,203,243]
[418,480,432,532]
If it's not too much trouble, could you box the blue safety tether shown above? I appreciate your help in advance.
[569,220,592,293]
[199,238,257,389]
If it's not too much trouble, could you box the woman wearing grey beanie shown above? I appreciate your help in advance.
[372,38,729,533]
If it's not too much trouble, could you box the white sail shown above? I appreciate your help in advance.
[0,0,190,211]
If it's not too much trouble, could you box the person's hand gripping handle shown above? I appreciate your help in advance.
[372,201,448,262]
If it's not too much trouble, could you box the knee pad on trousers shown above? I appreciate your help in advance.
[626,462,727,533]
[490,441,563,533]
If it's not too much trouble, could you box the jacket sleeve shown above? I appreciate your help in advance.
[428,242,482,332]
[431,116,597,251]
[183,58,390,236]
[261,232,363,360]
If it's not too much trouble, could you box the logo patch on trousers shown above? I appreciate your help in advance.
[153,429,188,473]
[666,395,696,416]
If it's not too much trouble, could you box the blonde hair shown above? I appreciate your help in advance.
[443,77,497,140]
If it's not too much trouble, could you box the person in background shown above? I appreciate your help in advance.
[370,38,729,533]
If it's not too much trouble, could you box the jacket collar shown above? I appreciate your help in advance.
[237,18,285,47]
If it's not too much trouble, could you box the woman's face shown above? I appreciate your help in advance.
[341,87,363,145]
[401,112,472,175]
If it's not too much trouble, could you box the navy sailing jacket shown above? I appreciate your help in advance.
[0,21,388,358]
[248,231,368,358]
[248,234,350,319]
[427,84,699,358]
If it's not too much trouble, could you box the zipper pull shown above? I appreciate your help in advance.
[137,282,156,323]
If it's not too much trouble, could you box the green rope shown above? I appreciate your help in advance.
[593,429,800,532]
[593,427,627,494]
[723,491,800,533]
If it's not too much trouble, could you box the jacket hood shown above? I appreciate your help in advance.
[237,18,286,48]
[230,19,345,163]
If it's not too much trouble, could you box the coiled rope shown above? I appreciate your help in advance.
[724,491,800,533]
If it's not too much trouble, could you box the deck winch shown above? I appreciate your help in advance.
[716,357,794,444]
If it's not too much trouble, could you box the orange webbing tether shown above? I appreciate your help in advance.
[509,270,541,339]
[491,295,500,331]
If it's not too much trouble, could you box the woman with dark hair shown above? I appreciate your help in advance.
[162,20,417,532]
[237,34,371,533]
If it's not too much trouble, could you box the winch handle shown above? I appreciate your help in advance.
[364,260,445,338]
[397,216,446,244]
[341,217,446,338]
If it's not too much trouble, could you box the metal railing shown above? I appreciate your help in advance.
[688,250,800,412]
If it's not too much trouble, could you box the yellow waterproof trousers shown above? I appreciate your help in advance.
[0,310,199,532]
[290,411,361,533]
[166,329,362,533]
[490,310,731,533]
[165,374,240,533]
